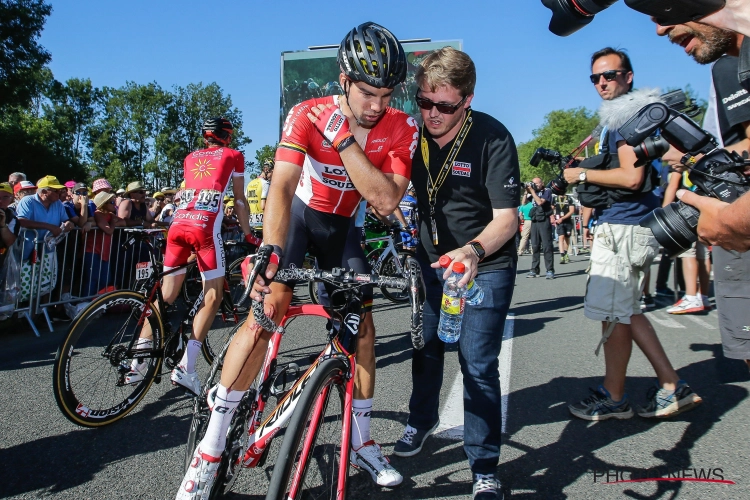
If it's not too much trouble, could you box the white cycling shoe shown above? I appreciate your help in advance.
[176,445,221,500]
[350,440,403,487]
[171,365,201,396]
[123,362,148,385]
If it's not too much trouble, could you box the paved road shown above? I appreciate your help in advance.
[2,253,749,499]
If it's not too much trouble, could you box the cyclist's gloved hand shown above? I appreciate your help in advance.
[246,245,283,302]
[244,232,262,247]
[308,104,355,152]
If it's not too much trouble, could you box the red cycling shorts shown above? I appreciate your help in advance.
[163,222,225,281]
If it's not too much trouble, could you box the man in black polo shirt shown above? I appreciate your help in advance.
[393,47,519,500]
[655,21,750,367]
[526,177,555,278]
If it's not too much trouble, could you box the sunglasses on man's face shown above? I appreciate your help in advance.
[414,91,467,115]
[74,190,87,196]
[589,70,628,84]
[132,190,145,195]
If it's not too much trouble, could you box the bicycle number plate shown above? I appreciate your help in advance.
[136,262,153,280]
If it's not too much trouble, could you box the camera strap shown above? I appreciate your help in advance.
[420,110,473,246]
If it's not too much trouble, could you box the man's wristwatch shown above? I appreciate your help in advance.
[468,240,486,261]
[578,170,587,183]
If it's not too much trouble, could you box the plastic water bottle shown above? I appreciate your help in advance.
[437,262,465,343]
[438,255,484,306]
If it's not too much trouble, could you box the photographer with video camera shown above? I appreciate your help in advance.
[653,21,750,366]
[561,47,703,420]
[525,178,555,279]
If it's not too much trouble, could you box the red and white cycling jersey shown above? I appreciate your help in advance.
[276,95,418,216]
[165,147,244,280]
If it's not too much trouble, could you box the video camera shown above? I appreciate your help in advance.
[541,0,726,37]
[529,148,579,196]
[618,101,750,257]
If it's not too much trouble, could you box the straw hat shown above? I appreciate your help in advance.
[125,181,145,194]
[94,191,116,209]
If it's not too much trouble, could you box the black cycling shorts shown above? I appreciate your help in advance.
[556,221,573,236]
[279,196,373,311]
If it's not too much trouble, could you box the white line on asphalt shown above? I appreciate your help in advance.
[435,314,515,440]
[683,315,717,330]
[645,312,686,329]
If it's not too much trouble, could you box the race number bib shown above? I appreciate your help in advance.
[250,213,264,227]
[195,189,221,213]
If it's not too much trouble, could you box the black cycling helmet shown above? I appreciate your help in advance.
[337,22,406,89]
[202,117,233,146]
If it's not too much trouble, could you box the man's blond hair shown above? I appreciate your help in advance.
[415,47,476,97]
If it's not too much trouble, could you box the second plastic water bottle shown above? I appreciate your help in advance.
[437,262,465,343]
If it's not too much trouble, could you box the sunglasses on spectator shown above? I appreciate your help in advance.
[414,91,467,114]
[589,70,628,84]
[132,190,145,195]
[74,190,87,196]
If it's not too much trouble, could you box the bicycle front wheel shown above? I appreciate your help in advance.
[266,357,349,500]
[53,290,164,427]
[379,250,412,303]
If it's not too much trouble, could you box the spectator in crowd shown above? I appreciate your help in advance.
[63,182,92,229]
[0,182,21,270]
[158,188,177,224]
[92,179,113,196]
[396,47,519,499]
[517,195,533,256]
[16,176,74,260]
[118,181,154,227]
[84,191,125,296]
[562,47,701,420]
[149,191,165,220]
[526,178,555,279]
[12,181,37,210]
[554,195,576,264]
[8,172,25,188]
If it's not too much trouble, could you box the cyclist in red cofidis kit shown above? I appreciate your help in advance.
[176,22,418,499]
[128,118,255,399]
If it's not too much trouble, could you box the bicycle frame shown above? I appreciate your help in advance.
[238,303,357,471]
[368,231,406,276]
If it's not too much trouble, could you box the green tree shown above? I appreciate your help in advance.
[516,107,600,185]
[0,0,52,111]
[247,143,278,177]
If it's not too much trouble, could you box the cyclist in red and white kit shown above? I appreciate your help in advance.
[128,118,254,397]
[177,22,417,499]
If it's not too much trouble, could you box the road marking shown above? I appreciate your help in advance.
[435,314,515,440]
[645,312,686,329]
[683,315,717,330]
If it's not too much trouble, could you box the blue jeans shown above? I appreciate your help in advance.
[84,253,112,296]
[408,254,515,475]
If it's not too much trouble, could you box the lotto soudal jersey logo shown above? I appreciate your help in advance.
[327,115,345,133]
[452,161,471,177]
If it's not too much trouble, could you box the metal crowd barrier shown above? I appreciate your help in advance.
[2,229,42,336]
[2,227,165,336]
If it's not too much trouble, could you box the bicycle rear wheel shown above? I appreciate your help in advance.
[379,250,412,303]
[53,290,164,427]
[266,357,348,500]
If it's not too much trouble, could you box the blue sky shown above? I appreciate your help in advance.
[41,1,714,159]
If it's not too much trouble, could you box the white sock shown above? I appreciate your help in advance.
[130,338,152,372]
[200,384,244,458]
[180,339,202,373]
[351,398,373,449]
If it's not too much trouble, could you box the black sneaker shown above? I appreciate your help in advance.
[643,294,656,310]
[637,381,703,418]
[473,473,502,499]
[393,421,439,457]
[527,271,538,278]
[568,386,634,421]
[655,287,675,297]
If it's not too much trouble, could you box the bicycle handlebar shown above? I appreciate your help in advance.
[245,245,425,349]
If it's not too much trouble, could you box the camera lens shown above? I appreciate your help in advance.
[547,175,568,196]
[639,201,699,258]
[542,0,618,37]
[633,136,670,166]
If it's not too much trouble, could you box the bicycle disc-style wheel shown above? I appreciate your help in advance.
[266,357,348,500]
[53,290,164,427]
[225,257,249,315]
[379,250,412,303]
[182,264,203,305]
